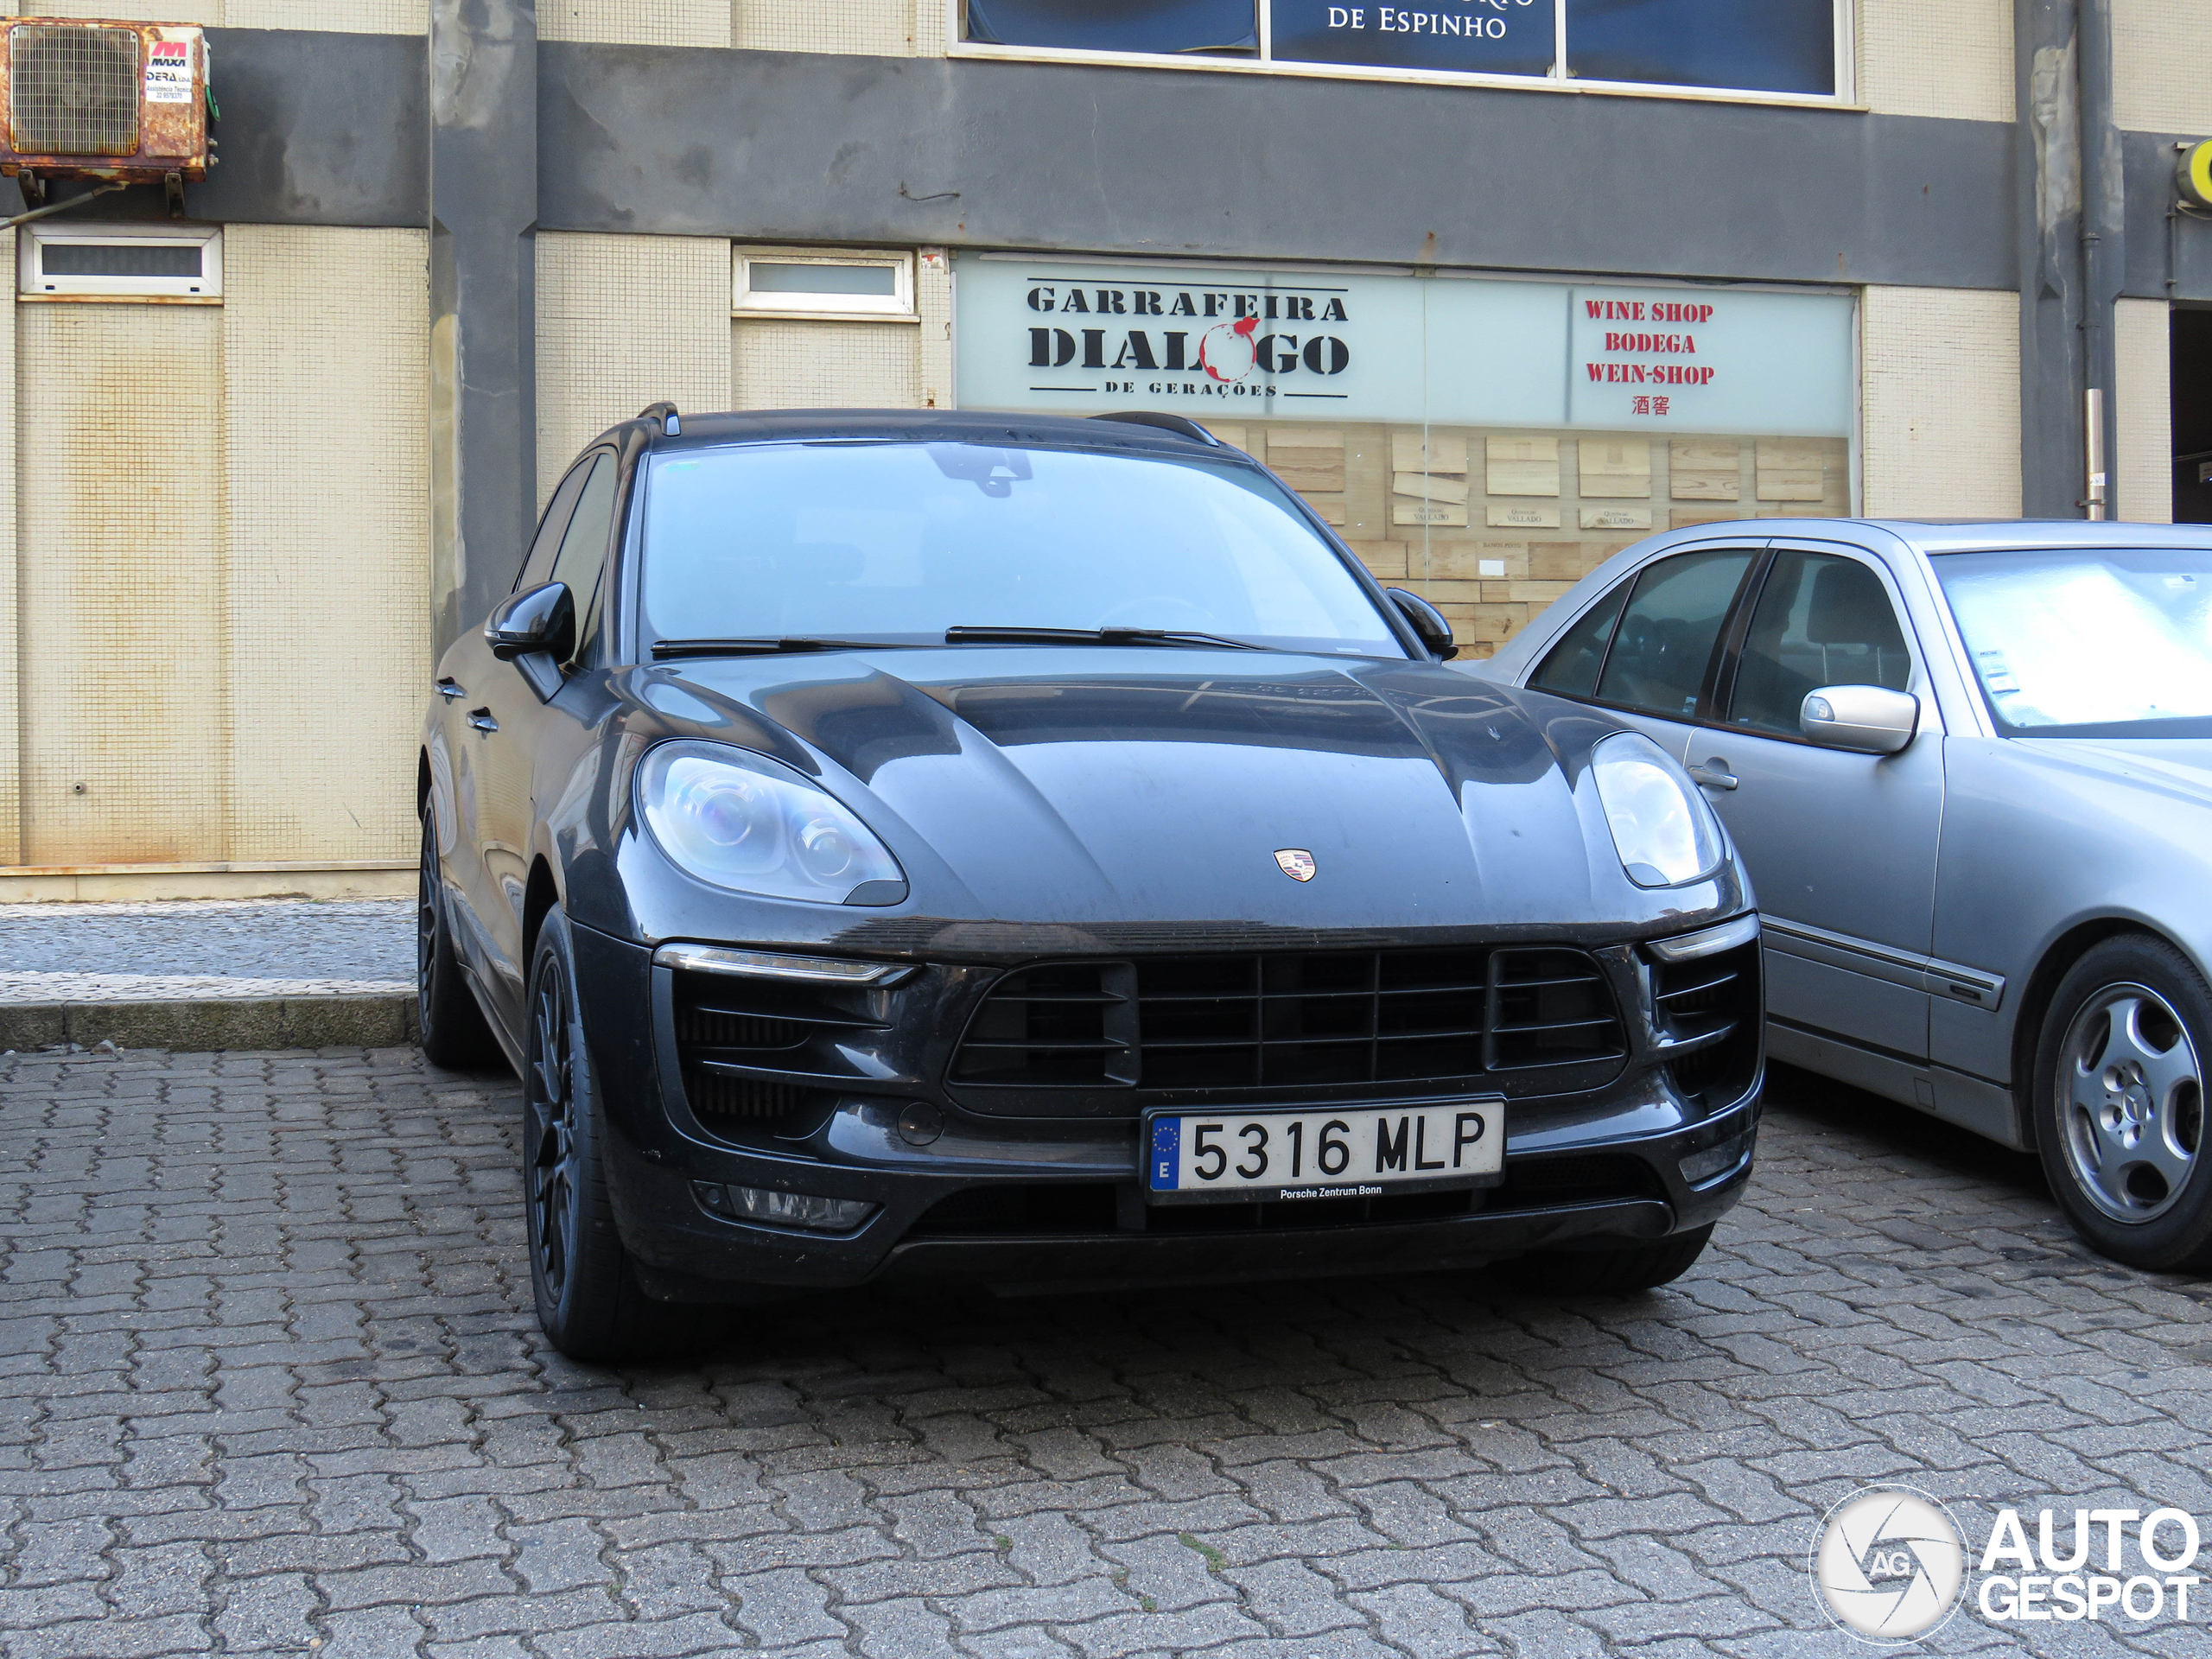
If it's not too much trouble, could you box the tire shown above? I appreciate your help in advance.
[1511,1224,1714,1294]
[524,906,723,1361]
[417,808,499,1069]
[2032,934,2212,1273]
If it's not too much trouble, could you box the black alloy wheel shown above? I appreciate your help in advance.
[2034,934,2212,1273]
[417,808,498,1067]
[524,949,582,1309]
[521,906,721,1360]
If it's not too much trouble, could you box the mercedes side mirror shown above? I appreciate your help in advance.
[486,581,575,664]
[1384,587,1457,660]
[1801,683,1918,754]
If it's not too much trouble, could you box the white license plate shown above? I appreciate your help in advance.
[1144,1100,1504,1205]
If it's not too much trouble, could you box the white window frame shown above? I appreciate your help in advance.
[734,247,917,322]
[945,0,1858,110]
[16,220,222,302]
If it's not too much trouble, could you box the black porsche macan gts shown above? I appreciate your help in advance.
[419,405,1763,1358]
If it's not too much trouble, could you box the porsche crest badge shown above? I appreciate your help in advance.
[1274,849,1317,882]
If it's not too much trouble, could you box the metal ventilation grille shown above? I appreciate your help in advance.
[10,25,141,156]
[952,948,1626,1092]
[1651,940,1761,1104]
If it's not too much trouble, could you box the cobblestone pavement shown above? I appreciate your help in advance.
[3,1046,2209,1659]
[0,901,414,1004]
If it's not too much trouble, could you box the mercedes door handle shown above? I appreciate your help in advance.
[467,708,499,734]
[436,677,466,699]
[1688,760,1738,791]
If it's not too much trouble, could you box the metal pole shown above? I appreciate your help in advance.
[2085,386,2107,518]
[1,181,125,231]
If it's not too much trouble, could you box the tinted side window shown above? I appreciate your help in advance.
[1727,552,1911,735]
[1530,577,1631,698]
[518,459,594,592]
[548,455,620,664]
[1593,549,1757,719]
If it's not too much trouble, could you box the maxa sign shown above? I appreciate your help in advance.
[1020,280,1354,405]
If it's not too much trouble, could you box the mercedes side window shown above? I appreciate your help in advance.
[1592,549,1758,720]
[1726,552,1912,736]
[518,457,595,593]
[1530,577,1632,699]
[547,454,620,665]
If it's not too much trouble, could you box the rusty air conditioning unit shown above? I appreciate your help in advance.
[1,18,213,219]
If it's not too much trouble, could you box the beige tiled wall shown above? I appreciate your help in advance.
[733,321,923,409]
[540,0,726,47]
[2113,297,2173,524]
[535,232,732,509]
[1857,0,2012,122]
[0,229,14,865]
[2113,0,2212,131]
[734,0,918,54]
[0,0,423,24]
[8,227,430,872]
[16,303,230,865]
[1859,286,2022,518]
[221,226,430,862]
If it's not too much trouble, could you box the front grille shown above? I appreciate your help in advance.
[10,25,141,156]
[951,947,1625,1093]
[670,969,867,1123]
[1651,941,1761,1105]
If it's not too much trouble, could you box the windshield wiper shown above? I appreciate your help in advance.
[944,625,1267,651]
[651,637,909,659]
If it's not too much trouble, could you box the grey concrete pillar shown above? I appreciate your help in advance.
[429,0,537,654]
[2016,0,2086,518]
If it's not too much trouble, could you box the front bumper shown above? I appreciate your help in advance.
[569,920,1762,1300]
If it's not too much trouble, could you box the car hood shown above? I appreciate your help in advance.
[611,646,1737,940]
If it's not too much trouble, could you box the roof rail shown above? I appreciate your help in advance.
[637,401,681,435]
[1086,411,1221,445]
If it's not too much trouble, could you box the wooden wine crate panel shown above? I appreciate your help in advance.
[1391,472,1471,505]
[1262,426,1345,493]
[1389,431,1469,474]
[1669,438,1742,501]
[1671,506,1746,530]
[1394,502,1470,527]
[1485,435,1560,497]
[1576,438,1652,499]
[1580,505,1652,531]
[1486,501,1561,529]
[1755,438,1827,501]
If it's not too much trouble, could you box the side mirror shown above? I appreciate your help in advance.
[1801,683,1918,754]
[486,581,574,664]
[1384,587,1457,660]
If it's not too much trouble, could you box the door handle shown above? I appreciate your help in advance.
[436,677,465,699]
[467,708,499,734]
[1688,760,1738,791]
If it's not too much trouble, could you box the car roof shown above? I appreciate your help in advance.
[601,406,1245,461]
[1748,518,2212,554]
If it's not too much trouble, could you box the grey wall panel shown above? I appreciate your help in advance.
[2123,129,2212,302]
[195,29,429,227]
[43,29,430,227]
[539,44,2018,291]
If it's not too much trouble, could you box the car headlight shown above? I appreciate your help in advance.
[636,740,905,904]
[1589,731,1725,888]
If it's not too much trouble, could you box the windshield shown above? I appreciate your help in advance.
[1934,548,2212,737]
[637,441,1403,656]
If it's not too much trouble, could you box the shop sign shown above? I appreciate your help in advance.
[955,256,1854,437]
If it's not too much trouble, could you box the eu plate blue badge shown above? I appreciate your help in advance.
[1149,1116,1181,1191]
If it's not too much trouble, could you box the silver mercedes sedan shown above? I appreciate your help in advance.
[1472,519,2212,1272]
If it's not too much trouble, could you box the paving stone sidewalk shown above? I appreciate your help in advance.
[0,900,414,1005]
[2,1047,2209,1658]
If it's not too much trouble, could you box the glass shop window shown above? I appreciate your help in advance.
[962,0,1842,99]
[963,0,1258,56]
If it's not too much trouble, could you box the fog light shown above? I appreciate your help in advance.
[1679,1128,1754,1186]
[692,1180,876,1232]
